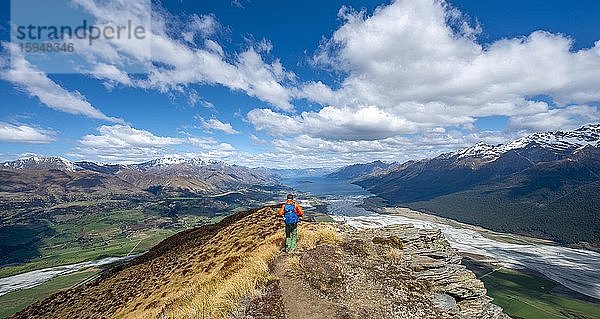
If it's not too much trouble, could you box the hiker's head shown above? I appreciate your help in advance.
[286,193,294,200]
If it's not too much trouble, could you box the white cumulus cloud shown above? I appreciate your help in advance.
[0,122,55,143]
[197,117,240,134]
[67,0,296,111]
[1,45,123,123]
[79,125,183,149]
[290,0,600,138]
[72,125,237,163]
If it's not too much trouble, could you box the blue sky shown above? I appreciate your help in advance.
[1,0,599,168]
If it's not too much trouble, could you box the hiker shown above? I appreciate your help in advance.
[278,193,304,253]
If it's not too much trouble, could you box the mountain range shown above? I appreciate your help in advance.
[0,155,276,199]
[327,160,394,179]
[0,155,283,275]
[341,124,600,247]
[3,124,599,247]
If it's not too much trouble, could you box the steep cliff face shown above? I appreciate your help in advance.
[13,207,507,319]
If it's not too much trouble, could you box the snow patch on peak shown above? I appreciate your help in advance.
[577,123,600,131]
[455,142,498,159]
[450,124,600,162]
[2,156,79,171]
[135,156,222,170]
[152,155,188,166]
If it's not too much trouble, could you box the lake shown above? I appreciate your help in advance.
[281,176,372,197]
[281,176,376,217]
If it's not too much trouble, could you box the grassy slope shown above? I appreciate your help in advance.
[481,268,600,319]
[0,193,267,318]
[10,207,338,319]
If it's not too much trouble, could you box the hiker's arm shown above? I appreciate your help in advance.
[295,203,304,217]
[278,204,285,217]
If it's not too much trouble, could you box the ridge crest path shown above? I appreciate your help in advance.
[272,254,338,318]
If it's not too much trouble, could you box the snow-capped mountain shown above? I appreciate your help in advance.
[140,155,188,167]
[355,123,600,203]
[353,124,600,246]
[134,156,222,170]
[1,156,80,171]
[452,124,600,162]
[1,155,276,195]
[2,155,223,172]
[136,156,192,169]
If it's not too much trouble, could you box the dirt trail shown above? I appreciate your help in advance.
[272,255,339,319]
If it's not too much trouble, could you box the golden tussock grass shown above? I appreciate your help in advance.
[122,207,340,319]
[296,223,341,251]
[386,247,404,264]
[154,233,283,319]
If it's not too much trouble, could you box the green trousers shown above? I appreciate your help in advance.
[285,223,298,252]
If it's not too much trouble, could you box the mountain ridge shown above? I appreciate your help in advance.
[351,124,600,246]
[11,206,508,319]
[1,155,277,197]
[3,155,230,172]
[447,124,600,165]
[327,160,394,179]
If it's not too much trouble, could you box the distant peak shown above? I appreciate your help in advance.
[133,156,228,170]
[2,156,78,171]
[454,141,497,159]
[448,124,600,162]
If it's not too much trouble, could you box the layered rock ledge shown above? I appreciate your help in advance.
[241,222,509,319]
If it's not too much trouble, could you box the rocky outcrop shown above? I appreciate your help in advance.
[382,224,508,318]
[346,224,507,318]
[242,223,509,319]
